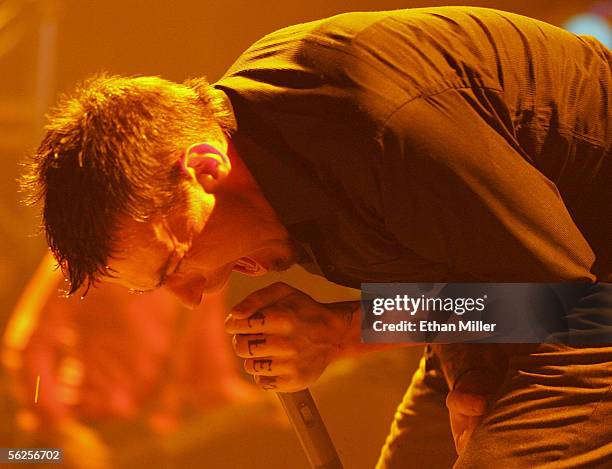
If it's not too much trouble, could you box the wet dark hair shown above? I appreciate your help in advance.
[22,74,233,294]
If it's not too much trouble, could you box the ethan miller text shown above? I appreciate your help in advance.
[420,320,496,332]
[371,320,498,332]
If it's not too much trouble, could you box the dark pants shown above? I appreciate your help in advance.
[378,282,612,468]
[377,343,612,468]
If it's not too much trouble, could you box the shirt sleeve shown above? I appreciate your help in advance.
[380,88,596,282]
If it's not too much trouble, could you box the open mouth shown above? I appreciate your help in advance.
[233,257,265,276]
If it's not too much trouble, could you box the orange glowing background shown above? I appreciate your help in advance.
[0,1,608,468]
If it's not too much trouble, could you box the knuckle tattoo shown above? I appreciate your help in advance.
[258,375,278,390]
[247,310,266,328]
[253,358,273,372]
[247,336,266,355]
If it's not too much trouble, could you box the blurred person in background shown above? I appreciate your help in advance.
[2,253,257,468]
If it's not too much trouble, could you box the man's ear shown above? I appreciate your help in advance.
[180,143,231,193]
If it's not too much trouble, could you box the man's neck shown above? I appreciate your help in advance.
[224,140,282,221]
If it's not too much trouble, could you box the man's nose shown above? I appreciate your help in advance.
[165,277,206,309]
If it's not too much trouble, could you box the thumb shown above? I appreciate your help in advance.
[229,308,256,320]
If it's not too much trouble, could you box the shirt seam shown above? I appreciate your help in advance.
[379,88,609,151]
[296,37,504,128]
[378,84,503,136]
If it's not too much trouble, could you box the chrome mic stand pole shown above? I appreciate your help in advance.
[277,389,343,469]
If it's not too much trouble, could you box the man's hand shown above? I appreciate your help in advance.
[445,369,497,455]
[431,343,509,454]
[225,282,356,392]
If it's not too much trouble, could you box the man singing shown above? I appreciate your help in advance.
[25,7,611,468]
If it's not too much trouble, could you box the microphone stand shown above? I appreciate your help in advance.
[277,389,343,469]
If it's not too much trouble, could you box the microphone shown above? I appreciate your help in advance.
[277,389,343,469]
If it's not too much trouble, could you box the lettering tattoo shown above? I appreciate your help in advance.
[248,311,266,328]
[247,337,266,355]
[253,359,273,372]
[258,376,277,390]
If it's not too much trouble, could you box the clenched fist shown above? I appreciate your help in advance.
[225,282,358,392]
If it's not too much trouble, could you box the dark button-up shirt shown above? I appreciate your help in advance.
[215,6,611,288]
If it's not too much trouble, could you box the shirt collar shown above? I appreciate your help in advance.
[215,87,336,227]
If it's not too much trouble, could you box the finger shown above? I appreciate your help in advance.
[253,375,284,391]
[225,307,295,335]
[449,409,466,452]
[243,358,296,376]
[252,375,308,393]
[456,416,480,455]
[449,407,482,455]
[456,430,466,455]
[232,334,297,358]
[446,390,487,416]
[232,282,296,318]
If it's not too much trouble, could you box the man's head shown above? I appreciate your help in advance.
[25,75,302,306]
